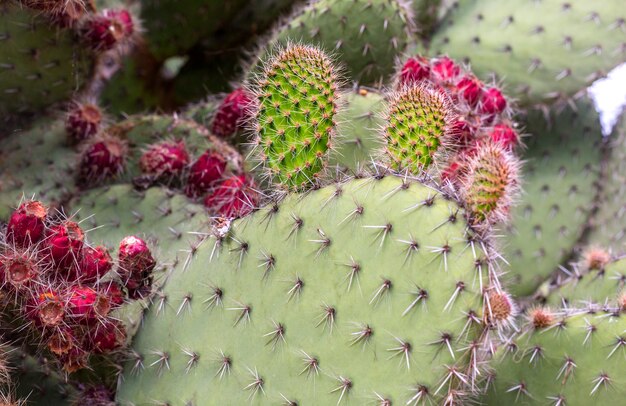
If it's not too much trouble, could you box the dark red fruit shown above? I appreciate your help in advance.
[431,56,460,82]
[481,87,507,115]
[398,56,430,86]
[139,140,189,178]
[489,123,518,149]
[185,151,227,198]
[204,174,259,218]
[6,200,48,247]
[29,290,65,327]
[211,88,252,138]
[1,255,38,289]
[78,136,127,186]
[81,9,134,51]
[99,280,125,308]
[457,76,484,106]
[68,286,110,321]
[46,221,85,268]
[66,103,102,144]
[85,320,126,353]
[79,246,113,282]
[118,236,156,280]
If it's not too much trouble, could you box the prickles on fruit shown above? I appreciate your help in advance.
[84,319,126,353]
[65,102,103,144]
[45,221,85,268]
[204,174,259,218]
[139,140,190,179]
[431,56,460,82]
[480,87,507,115]
[528,307,554,330]
[211,88,253,138]
[185,150,227,198]
[23,0,87,24]
[6,200,48,248]
[80,9,134,51]
[68,286,111,321]
[118,236,156,299]
[398,55,431,86]
[29,290,65,327]
[77,135,128,186]
[489,123,519,150]
[457,75,484,106]
[78,246,113,282]
[0,254,38,289]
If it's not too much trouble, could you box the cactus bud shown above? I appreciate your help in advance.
[6,200,48,247]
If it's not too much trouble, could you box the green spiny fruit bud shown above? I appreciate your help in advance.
[484,308,626,406]
[460,142,520,225]
[253,44,339,190]
[383,85,454,173]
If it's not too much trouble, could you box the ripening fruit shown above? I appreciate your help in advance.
[6,200,48,248]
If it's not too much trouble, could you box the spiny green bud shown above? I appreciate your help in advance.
[253,44,339,191]
[383,85,454,174]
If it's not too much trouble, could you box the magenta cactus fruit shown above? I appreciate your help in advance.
[85,319,126,353]
[78,135,128,186]
[65,102,103,144]
[6,200,48,247]
[68,286,110,321]
[80,9,134,51]
[78,246,113,282]
[457,75,484,106]
[139,140,190,178]
[203,174,259,218]
[45,221,85,268]
[211,88,252,138]
[480,87,507,115]
[118,236,156,298]
[185,150,227,198]
[431,56,460,82]
[99,280,125,309]
[489,123,519,150]
[398,55,431,85]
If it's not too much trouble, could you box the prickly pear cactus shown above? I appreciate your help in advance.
[117,175,508,405]
[429,0,626,105]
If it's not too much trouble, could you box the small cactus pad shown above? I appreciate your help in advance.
[117,175,506,405]
[384,85,453,173]
[265,0,413,85]
[429,0,626,105]
[503,100,604,296]
[253,45,338,190]
[484,309,626,405]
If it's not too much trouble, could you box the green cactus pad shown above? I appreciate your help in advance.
[0,1,94,115]
[329,88,386,172]
[412,0,442,38]
[484,309,626,406]
[254,45,338,190]
[429,0,626,105]
[384,85,452,173]
[264,0,413,85]
[117,175,505,405]
[0,117,78,220]
[502,100,604,296]
[182,97,222,129]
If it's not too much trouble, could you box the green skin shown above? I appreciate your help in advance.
[257,46,337,190]
[428,0,626,105]
[329,89,385,172]
[586,116,626,251]
[0,2,93,116]
[503,99,604,297]
[545,257,626,308]
[0,117,77,220]
[412,0,443,39]
[484,310,626,405]
[264,0,413,85]
[117,176,500,405]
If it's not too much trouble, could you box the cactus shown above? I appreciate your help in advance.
[117,175,508,405]
[429,0,626,105]
[483,308,626,406]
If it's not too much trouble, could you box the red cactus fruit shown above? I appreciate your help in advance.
[78,246,113,282]
[78,135,127,186]
[68,286,110,321]
[65,102,102,144]
[118,236,156,279]
[204,174,259,218]
[457,76,483,106]
[480,87,507,115]
[85,320,126,353]
[431,56,460,82]
[185,151,227,198]
[6,200,48,247]
[211,88,253,138]
[80,9,134,51]
[46,221,85,268]
[0,255,38,289]
[47,327,75,355]
[489,123,519,150]
[398,56,431,86]
[99,280,125,309]
[30,290,65,327]
[139,140,190,178]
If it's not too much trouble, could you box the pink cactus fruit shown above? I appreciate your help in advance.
[185,150,227,198]
[80,9,134,51]
[211,88,253,138]
[204,174,259,218]
[68,286,111,321]
[480,87,507,115]
[139,140,190,178]
[45,221,85,268]
[78,135,127,186]
[489,123,519,150]
[6,200,48,247]
[431,56,460,82]
[398,56,431,86]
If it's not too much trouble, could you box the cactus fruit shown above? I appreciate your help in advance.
[211,88,253,139]
[263,0,414,85]
[117,175,509,405]
[483,308,626,405]
[203,174,259,218]
[429,0,626,105]
[77,134,128,187]
[252,44,339,190]
[138,140,190,179]
[185,151,228,198]
[65,101,104,144]
[502,99,604,296]
[79,8,135,52]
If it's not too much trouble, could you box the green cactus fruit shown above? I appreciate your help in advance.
[483,308,626,406]
[0,1,94,116]
[262,0,414,85]
[0,117,78,220]
[140,0,248,60]
[329,88,386,172]
[116,175,509,405]
[503,99,604,296]
[429,0,626,105]
[253,45,339,190]
[586,114,626,251]
[384,85,453,173]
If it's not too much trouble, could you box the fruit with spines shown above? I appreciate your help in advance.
[204,174,259,218]
[77,134,128,187]
[211,88,253,139]
[6,200,48,248]
[80,8,135,51]
[65,102,104,144]
[139,140,190,180]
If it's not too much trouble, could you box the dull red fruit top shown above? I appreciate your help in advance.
[211,88,253,138]
[204,174,259,218]
[78,136,127,185]
[31,290,65,327]
[1,255,38,288]
[66,103,102,144]
[6,200,48,247]
[185,150,227,198]
[139,141,190,178]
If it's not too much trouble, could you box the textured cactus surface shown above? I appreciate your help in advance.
[484,309,626,405]
[117,175,502,405]
[503,100,604,296]
[430,0,626,105]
